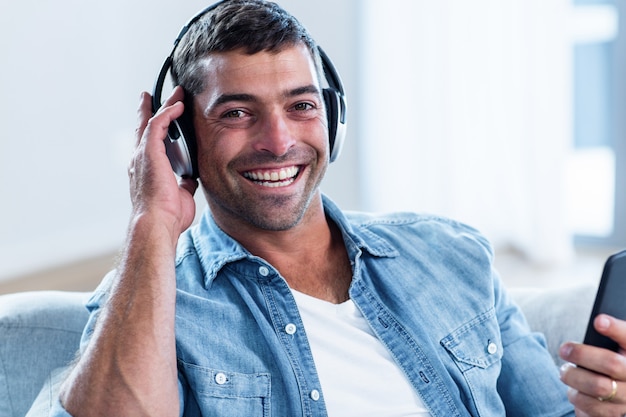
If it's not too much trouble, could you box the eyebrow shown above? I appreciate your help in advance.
[288,84,321,97]
[212,93,257,108]
[209,84,322,112]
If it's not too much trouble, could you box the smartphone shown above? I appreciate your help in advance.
[583,250,626,351]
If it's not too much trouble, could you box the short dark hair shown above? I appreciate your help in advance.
[172,0,322,96]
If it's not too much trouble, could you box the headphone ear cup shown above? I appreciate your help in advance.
[323,88,340,162]
[163,112,198,178]
[323,87,346,163]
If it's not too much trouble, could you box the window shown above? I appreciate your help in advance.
[568,0,624,247]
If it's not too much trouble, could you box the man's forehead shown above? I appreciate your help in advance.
[201,45,318,81]
[195,45,320,100]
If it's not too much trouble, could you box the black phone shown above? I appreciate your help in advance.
[583,250,626,351]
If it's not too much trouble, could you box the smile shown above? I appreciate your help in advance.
[242,165,300,188]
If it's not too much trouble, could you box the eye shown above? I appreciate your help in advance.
[292,102,315,112]
[223,109,245,119]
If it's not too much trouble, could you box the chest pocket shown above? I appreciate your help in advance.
[440,308,504,415]
[179,360,271,417]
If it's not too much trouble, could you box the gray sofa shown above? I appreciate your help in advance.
[0,285,597,417]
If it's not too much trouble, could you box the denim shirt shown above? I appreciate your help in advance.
[54,196,574,417]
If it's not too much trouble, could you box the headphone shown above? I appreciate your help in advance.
[152,0,348,178]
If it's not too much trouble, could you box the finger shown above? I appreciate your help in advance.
[560,342,626,379]
[567,387,625,416]
[143,101,185,147]
[135,91,152,147]
[142,87,185,149]
[594,315,626,352]
[129,89,185,185]
[560,362,623,404]
[135,86,185,148]
[156,85,185,114]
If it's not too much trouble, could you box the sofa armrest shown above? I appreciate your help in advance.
[509,284,596,366]
[0,291,90,417]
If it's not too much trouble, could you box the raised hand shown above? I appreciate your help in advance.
[130,86,198,242]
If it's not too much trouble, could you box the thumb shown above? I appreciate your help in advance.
[594,314,626,351]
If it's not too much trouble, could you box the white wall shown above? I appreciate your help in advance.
[0,0,362,281]
[359,0,576,264]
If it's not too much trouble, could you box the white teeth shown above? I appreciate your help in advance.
[244,166,300,187]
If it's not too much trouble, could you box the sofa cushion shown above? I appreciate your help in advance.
[0,291,90,417]
[509,284,596,365]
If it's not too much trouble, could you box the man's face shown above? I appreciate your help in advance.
[192,44,329,232]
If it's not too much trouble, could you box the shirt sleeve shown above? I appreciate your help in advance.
[493,269,576,417]
[24,366,73,417]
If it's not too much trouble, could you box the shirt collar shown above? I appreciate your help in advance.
[185,194,398,287]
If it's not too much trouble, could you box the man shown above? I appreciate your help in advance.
[54,1,626,416]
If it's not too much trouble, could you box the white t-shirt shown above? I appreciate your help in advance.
[292,289,432,417]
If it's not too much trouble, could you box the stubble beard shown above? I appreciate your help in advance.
[202,149,328,232]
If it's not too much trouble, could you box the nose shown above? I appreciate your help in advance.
[253,111,296,157]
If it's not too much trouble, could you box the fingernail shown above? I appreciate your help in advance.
[560,343,573,359]
[596,315,611,330]
[559,362,573,377]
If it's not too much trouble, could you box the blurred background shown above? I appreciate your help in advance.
[0,0,623,293]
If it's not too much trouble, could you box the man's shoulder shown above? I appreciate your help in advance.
[342,210,493,258]
[344,210,480,235]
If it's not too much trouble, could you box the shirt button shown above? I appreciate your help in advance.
[258,266,270,277]
[310,389,320,401]
[487,342,498,355]
[285,323,297,335]
[215,372,227,385]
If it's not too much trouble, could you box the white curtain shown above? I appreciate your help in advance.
[359,0,575,264]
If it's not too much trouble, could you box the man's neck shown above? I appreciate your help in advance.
[212,198,352,303]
